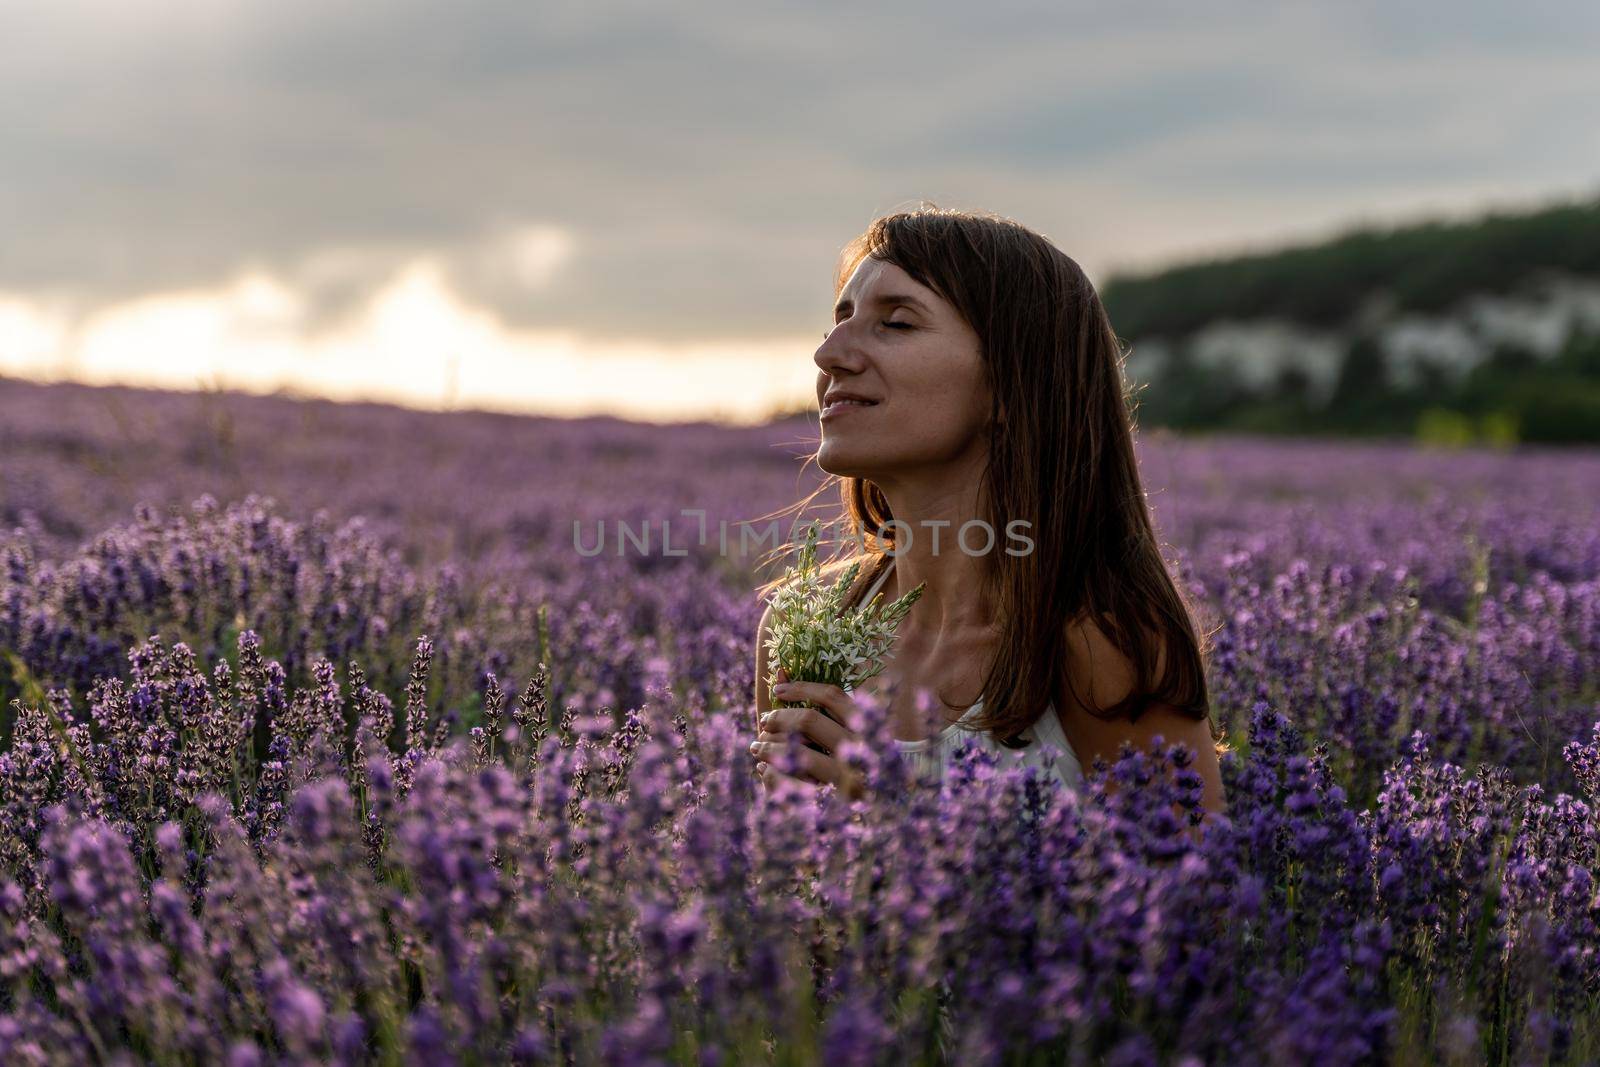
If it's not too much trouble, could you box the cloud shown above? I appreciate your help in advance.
[1,0,1595,355]
[0,255,821,424]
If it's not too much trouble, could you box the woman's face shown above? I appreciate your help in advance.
[814,256,993,481]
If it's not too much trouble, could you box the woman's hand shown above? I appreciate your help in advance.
[751,667,868,800]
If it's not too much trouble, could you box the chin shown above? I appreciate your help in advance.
[815,440,880,481]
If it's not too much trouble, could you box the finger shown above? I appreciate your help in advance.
[750,738,832,780]
[752,739,856,795]
[757,760,821,791]
[760,709,851,754]
[766,666,791,707]
[770,680,856,730]
[759,729,819,745]
[790,748,851,793]
[758,728,823,750]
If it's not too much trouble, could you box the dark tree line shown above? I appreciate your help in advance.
[1103,190,1600,444]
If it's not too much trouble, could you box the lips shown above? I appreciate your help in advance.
[821,396,879,418]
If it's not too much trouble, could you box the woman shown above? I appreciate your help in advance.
[748,205,1227,817]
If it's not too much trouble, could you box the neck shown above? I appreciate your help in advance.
[869,465,1001,642]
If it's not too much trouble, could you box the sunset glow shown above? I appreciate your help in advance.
[0,259,820,425]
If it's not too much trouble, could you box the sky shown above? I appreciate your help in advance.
[2,0,1597,424]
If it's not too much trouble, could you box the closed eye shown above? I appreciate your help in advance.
[822,320,913,339]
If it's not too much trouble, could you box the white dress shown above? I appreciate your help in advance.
[846,561,1086,791]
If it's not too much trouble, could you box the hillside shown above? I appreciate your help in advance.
[1099,190,1600,444]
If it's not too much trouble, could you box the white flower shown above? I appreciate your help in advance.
[763,521,925,706]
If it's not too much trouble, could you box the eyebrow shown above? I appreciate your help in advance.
[833,293,933,317]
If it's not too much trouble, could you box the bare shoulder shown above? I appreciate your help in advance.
[1056,613,1226,813]
[1058,611,1167,714]
[1055,612,1198,754]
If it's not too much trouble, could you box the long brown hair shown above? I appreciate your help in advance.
[755,203,1220,752]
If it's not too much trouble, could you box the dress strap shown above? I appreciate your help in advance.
[858,557,894,608]
[1031,703,1086,778]
[1030,702,1068,746]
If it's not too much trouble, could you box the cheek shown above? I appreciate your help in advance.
[883,345,990,429]
[907,350,984,400]
[894,379,991,450]
[945,363,993,426]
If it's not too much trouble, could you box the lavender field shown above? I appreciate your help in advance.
[2,375,1599,1065]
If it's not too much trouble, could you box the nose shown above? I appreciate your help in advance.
[814,317,867,378]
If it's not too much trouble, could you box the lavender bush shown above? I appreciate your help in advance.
[1,376,1598,1063]
[2,633,1596,1064]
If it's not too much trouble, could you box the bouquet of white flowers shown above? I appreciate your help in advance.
[762,521,925,732]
